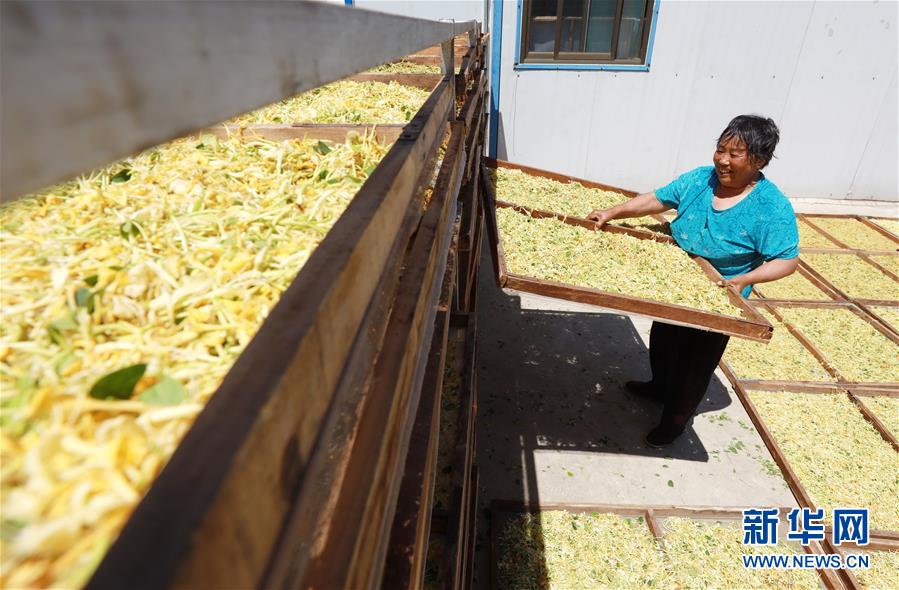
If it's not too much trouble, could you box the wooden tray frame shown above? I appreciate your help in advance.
[376,35,487,588]
[381,228,458,589]
[481,163,774,342]
[723,377,899,548]
[489,500,853,590]
[421,302,480,590]
[87,71,462,589]
[442,308,480,590]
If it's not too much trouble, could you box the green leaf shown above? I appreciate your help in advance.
[89,364,146,400]
[47,316,77,345]
[74,287,95,313]
[140,376,186,406]
[314,140,333,155]
[110,168,132,183]
[667,480,674,488]
[84,275,99,287]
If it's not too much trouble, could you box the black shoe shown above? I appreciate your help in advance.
[625,380,664,403]
[645,422,685,448]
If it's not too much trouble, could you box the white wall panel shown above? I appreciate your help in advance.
[672,2,813,180]
[355,0,483,23]
[494,0,898,200]
[776,0,897,198]
[849,70,898,201]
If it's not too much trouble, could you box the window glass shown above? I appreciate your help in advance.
[616,0,647,59]
[559,0,586,53]
[528,0,558,53]
[585,0,616,54]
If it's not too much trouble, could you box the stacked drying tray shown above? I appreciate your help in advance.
[721,209,899,577]
[0,63,456,589]
[381,32,489,590]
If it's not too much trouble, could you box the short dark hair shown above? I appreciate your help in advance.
[717,115,780,168]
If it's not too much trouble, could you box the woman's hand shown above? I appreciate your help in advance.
[587,192,669,226]
[587,208,615,226]
[717,275,748,293]
[720,258,800,297]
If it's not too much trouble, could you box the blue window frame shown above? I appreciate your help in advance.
[515,0,660,71]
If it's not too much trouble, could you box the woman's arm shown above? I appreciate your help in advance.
[586,192,671,226]
[717,257,800,293]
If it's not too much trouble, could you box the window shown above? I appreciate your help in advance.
[520,0,656,65]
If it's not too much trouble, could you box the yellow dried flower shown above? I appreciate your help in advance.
[860,396,898,437]
[497,511,667,589]
[753,271,830,301]
[802,254,898,300]
[497,208,742,317]
[662,518,819,589]
[749,390,899,530]
[369,61,442,74]
[778,307,898,382]
[798,219,839,249]
[854,550,899,590]
[491,168,668,234]
[0,132,390,587]
[227,80,431,125]
[869,218,899,237]
[724,310,833,381]
[806,218,898,251]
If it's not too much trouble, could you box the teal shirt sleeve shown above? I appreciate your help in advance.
[655,167,707,209]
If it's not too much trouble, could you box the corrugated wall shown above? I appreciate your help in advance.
[493,0,898,201]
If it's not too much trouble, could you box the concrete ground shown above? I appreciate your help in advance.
[470,250,797,589]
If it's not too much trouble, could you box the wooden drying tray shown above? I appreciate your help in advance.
[481,163,773,342]
[483,157,670,238]
[459,72,488,250]
[194,70,444,139]
[724,376,899,555]
[864,216,899,241]
[87,78,457,590]
[282,121,468,590]
[382,233,458,590]
[199,122,406,144]
[349,72,442,91]
[750,263,845,302]
[799,213,899,251]
[729,300,899,394]
[859,300,899,337]
[489,500,852,590]
[443,311,479,590]
[455,34,488,101]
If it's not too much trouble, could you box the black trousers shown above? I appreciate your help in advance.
[648,321,730,428]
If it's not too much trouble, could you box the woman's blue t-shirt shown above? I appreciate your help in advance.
[655,166,799,297]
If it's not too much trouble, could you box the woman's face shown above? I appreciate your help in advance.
[713,136,760,189]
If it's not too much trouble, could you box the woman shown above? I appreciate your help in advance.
[587,115,800,448]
